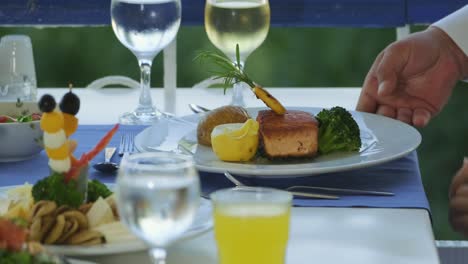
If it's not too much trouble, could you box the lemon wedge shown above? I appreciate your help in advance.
[211,119,259,162]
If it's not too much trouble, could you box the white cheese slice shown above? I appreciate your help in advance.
[48,157,71,173]
[43,130,67,149]
[93,221,139,243]
[87,197,115,228]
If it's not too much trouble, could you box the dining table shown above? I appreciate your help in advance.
[0,87,440,264]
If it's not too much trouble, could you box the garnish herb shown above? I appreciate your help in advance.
[194,44,286,115]
[194,44,255,93]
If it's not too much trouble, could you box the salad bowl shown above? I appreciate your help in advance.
[0,101,43,162]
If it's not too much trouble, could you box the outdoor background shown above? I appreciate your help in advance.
[0,25,467,240]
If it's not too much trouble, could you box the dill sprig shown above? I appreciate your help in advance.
[194,44,255,93]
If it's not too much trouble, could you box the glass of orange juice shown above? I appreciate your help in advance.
[211,187,292,264]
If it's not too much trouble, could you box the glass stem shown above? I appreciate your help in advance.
[136,59,156,115]
[231,60,246,107]
[149,248,167,264]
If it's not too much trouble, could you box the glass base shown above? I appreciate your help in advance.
[119,109,164,125]
[230,83,246,107]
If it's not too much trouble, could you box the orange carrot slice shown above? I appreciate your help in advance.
[45,143,69,160]
[63,113,79,137]
[40,112,64,133]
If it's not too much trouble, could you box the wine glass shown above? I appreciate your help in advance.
[116,152,200,264]
[111,0,181,124]
[205,0,270,106]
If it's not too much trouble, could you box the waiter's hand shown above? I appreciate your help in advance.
[357,27,468,127]
[449,158,468,236]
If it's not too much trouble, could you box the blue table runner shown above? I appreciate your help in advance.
[0,125,430,213]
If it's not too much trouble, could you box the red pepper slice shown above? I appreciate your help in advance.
[65,124,119,181]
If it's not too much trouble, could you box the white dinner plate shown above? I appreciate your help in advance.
[135,107,421,177]
[0,185,213,256]
[68,259,97,264]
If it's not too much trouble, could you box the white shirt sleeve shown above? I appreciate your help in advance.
[433,5,468,56]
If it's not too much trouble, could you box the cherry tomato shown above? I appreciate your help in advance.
[0,219,27,251]
[31,113,42,121]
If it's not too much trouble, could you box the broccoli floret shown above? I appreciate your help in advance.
[87,180,112,203]
[316,106,361,154]
[33,175,112,206]
[32,173,84,208]
[0,250,32,264]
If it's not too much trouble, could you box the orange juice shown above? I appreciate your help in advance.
[214,203,291,264]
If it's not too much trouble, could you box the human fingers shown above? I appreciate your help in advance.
[375,43,408,97]
[450,214,468,236]
[356,75,378,113]
[396,108,412,125]
[357,53,384,113]
[450,185,468,215]
[449,158,468,198]
[376,105,396,119]
[412,108,431,128]
[449,184,468,233]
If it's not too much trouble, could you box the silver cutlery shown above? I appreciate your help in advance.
[223,171,339,200]
[224,171,394,197]
[161,111,197,126]
[286,185,394,196]
[188,103,210,114]
[118,133,135,157]
[93,147,119,173]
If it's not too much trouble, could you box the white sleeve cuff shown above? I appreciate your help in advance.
[433,5,468,56]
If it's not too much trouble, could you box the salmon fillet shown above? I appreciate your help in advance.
[256,110,318,159]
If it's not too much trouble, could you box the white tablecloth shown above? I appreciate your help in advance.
[37,87,439,264]
[38,87,361,124]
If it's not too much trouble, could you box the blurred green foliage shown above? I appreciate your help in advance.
[0,26,466,240]
[0,26,394,87]
[419,81,468,240]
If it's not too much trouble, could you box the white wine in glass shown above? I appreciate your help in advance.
[205,0,270,106]
[111,0,181,124]
[117,152,200,264]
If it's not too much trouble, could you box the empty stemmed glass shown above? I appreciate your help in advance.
[111,0,181,124]
[116,152,200,264]
[204,0,270,106]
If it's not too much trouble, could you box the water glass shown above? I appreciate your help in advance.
[116,152,200,264]
[0,35,37,102]
[211,187,292,264]
[110,0,181,124]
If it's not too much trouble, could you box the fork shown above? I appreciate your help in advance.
[189,103,210,114]
[286,185,394,196]
[224,171,394,197]
[118,133,135,157]
[223,171,339,200]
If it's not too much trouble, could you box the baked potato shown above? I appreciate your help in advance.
[197,106,250,146]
